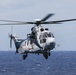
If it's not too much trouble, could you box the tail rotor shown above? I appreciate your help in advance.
[9,26,13,48]
[9,34,13,48]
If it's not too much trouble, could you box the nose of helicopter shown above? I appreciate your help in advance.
[50,42,55,50]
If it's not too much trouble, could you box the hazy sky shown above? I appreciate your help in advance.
[0,0,76,51]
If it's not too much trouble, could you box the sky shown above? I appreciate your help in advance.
[0,0,76,51]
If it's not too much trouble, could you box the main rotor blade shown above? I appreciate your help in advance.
[0,18,76,25]
[0,20,28,23]
[0,22,34,25]
[41,19,76,24]
[41,13,54,21]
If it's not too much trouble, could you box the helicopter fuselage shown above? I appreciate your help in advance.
[11,25,55,59]
[1,13,76,60]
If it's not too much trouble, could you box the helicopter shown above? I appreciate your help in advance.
[0,13,76,60]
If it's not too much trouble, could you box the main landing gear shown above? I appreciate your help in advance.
[23,53,28,60]
[22,52,51,60]
[43,52,51,59]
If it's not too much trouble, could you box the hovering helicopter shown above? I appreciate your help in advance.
[0,13,76,60]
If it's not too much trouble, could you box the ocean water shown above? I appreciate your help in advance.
[0,51,76,75]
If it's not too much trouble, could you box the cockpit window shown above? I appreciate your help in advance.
[43,32,52,38]
[48,32,54,37]
[43,32,48,38]
[48,32,51,37]
[39,32,54,39]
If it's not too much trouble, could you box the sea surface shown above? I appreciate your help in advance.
[0,51,76,75]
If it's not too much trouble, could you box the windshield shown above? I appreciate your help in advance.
[39,32,54,39]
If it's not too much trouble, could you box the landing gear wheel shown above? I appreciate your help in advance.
[49,52,51,56]
[43,51,51,59]
[23,54,27,60]
[43,53,48,59]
